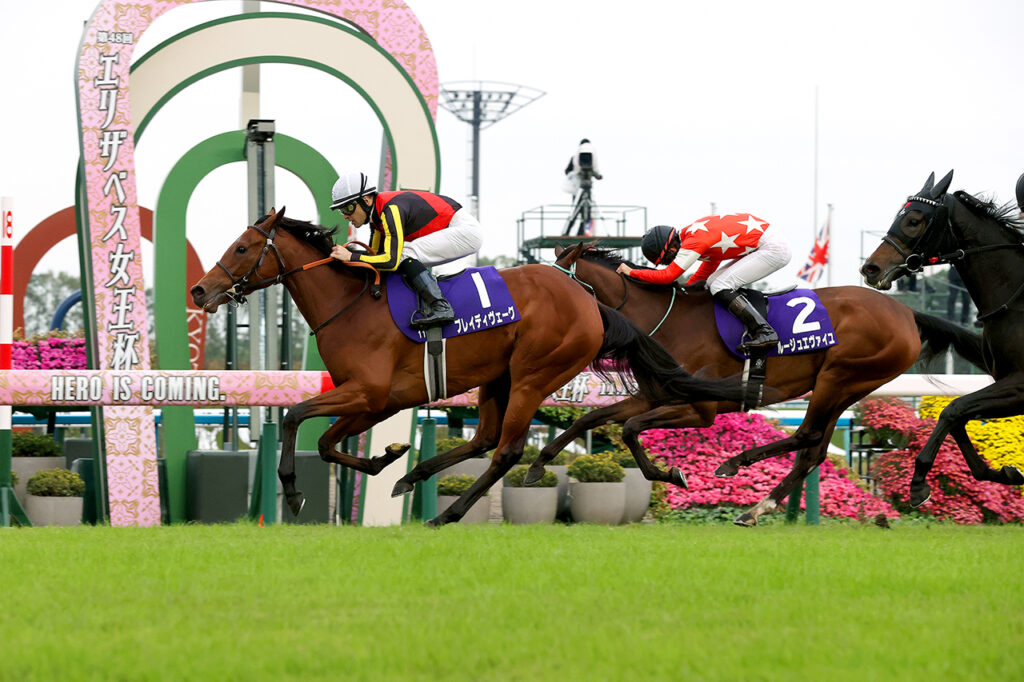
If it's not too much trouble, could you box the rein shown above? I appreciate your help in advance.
[551,259,678,336]
[218,224,383,333]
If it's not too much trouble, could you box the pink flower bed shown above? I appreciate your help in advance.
[12,336,87,370]
[864,398,1024,524]
[640,412,897,520]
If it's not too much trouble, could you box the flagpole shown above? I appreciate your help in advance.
[826,203,833,287]
[812,86,819,243]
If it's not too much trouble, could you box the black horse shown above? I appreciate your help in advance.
[861,170,1024,507]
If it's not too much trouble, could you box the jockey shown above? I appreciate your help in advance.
[617,214,792,352]
[329,172,483,329]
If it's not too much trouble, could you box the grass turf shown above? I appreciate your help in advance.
[2,523,1022,681]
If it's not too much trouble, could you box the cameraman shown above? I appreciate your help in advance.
[562,138,603,235]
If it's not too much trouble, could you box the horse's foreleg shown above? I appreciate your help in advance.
[393,379,507,497]
[428,385,543,527]
[278,384,393,516]
[525,398,653,485]
[620,402,716,487]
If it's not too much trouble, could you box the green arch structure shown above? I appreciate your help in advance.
[154,130,339,522]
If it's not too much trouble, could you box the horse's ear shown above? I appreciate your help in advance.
[554,245,565,257]
[930,170,953,199]
[277,205,287,220]
[919,172,936,194]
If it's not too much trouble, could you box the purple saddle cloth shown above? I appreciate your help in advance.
[387,266,520,342]
[714,289,837,359]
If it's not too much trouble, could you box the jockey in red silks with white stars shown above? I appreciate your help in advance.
[617,213,792,351]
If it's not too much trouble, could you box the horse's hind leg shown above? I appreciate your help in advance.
[949,423,1024,485]
[733,431,835,527]
[620,402,717,487]
[525,397,653,485]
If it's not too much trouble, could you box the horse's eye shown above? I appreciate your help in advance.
[907,218,921,227]
[236,245,246,254]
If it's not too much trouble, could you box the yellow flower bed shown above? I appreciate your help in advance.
[920,396,1024,480]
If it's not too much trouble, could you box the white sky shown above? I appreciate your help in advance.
[1,0,1023,291]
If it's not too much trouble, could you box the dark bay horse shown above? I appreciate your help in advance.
[190,208,747,526]
[531,243,977,525]
[861,170,1024,507]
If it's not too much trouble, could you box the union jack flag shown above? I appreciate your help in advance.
[796,217,830,285]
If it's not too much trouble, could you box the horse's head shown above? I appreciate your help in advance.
[861,170,957,289]
[190,207,290,313]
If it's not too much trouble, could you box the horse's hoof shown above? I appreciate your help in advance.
[385,442,411,457]
[523,465,545,486]
[909,484,931,508]
[286,492,305,516]
[668,467,688,489]
[733,512,757,527]
[1002,465,1024,486]
[391,480,415,498]
[715,461,739,478]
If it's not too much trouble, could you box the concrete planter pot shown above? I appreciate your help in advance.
[24,495,83,527]
[501,486,558,524]
[437,494,490,524]
[569,480,626,525]
[621,468,653,523]
[11,457,65,504]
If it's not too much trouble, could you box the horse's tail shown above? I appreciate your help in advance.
[594,304,745,404]
[913,310,988,372]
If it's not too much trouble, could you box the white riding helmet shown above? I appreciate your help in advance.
[330,172,377,210]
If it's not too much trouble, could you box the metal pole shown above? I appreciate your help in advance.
[470,91,482,219]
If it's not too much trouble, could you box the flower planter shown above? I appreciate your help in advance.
[621,468,653,523]
[437,494,490,524]
[502,486,558,524]
[11,457,65,504]
[569,480,626,525]
[24,495,83,527]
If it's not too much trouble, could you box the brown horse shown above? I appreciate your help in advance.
[861,170,1024,507]
[529,243,977,525]
[190,208,747,526]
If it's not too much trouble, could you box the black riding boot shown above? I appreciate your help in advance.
[713,290,778,352]
[400,259,455,329]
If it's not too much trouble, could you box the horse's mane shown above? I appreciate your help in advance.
[577,248,682,292]
[259,214,339,256]
[953,190,1024,239]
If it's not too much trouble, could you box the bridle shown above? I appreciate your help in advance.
[884,192,1024,321]
[216,222,288,306]
[216,220,383,334]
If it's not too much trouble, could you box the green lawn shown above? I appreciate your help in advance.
[2,523,1022,681]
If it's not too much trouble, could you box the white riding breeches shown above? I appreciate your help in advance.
[402,208,484,267]
[705,231,792,295]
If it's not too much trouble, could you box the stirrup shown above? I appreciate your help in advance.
[739,329,778,351]
[410,303,454,329]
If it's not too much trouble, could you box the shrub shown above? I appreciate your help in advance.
[12,431,60,458]
[505,465,557,488]
[518,445,541,464]
[12,330,87,370]
[437,474,476,496]
[567,453,624,483]
[9,470,18,487]
[435,437,468,455]
[27,468,84,497]
[641,412,896,521]
[611,448,637,469]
